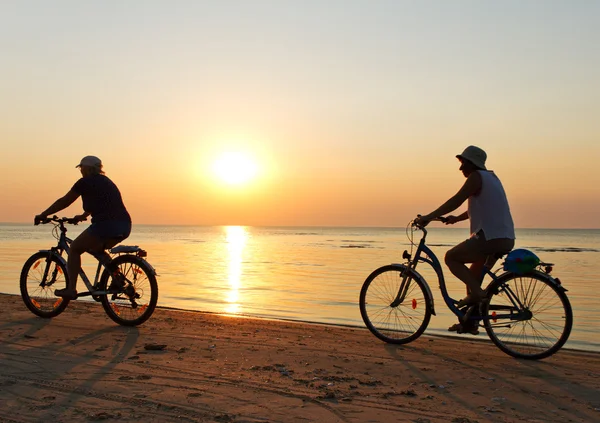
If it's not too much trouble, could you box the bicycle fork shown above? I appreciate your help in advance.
[390,267,413,307]
[39,252,62,289]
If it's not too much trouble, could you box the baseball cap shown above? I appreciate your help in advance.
[76,155,102,168]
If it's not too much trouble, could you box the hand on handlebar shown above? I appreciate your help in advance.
[414,215,449,228]
[34,214,50,225]
[70,214,88,224]
[413,214,431,228]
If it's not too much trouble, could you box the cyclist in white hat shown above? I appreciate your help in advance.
[414,146,515,334]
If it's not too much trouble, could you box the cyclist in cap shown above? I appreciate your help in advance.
[414,146,515,334]
[34,156,132,300]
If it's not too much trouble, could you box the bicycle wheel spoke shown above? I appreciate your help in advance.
[101,255,158,326]
[530,317,564,342]
[360,266,430,344]
[483,272,572,359]
[21,252,69,318]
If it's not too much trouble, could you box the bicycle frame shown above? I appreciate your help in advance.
[400,225,507,321]
[40,222,114,297]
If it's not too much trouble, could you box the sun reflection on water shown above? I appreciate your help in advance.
[224,226,247,314]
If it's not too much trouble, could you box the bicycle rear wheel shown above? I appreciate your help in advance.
[482,271,572,359]
[99,254,158,326]
[360,265,432,344]
[20,251,70,318]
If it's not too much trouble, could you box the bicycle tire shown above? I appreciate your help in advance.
[482,271,573,360]
[20,251,70,318]
[99,254,158,326]
[360,264,432,344]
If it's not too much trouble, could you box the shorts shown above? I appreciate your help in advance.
[87,220,132,242]
[463,230,514,256]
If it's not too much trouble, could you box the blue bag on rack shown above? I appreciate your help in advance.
[503,249,540,274]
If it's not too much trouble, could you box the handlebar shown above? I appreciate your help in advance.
[34,215,82,226]
[413,215,449,229]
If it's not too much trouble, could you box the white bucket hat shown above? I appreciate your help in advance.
[456,146,487,170]
[76,155,102,168]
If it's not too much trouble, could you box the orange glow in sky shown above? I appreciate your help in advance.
[1,2,599,228]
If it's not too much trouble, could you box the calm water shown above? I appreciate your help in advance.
[1,223,598,352]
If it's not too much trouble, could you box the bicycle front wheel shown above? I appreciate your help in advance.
[360,265,432,344]
[100,255,158,326]
[20,251,70,318]
[482,271,573,360]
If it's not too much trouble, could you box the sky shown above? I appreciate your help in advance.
[1,0,599,228]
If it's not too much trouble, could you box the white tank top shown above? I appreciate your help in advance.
[468,171,515,240]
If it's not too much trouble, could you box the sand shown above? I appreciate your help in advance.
[1,293,599,422]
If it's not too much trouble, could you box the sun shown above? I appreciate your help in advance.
[212,152,258,186]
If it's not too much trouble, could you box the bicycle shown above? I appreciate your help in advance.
[359,218,573,359]
[20,216,159,326]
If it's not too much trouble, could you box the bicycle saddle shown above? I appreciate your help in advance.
[110,245,142,254]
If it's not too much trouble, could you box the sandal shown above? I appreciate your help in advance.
[54,288,78,300]
[448,322,479,335]
[456,324,479,336]
[448,323,462,332]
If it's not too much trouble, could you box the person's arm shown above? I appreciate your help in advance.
[445,211,469,224]
[418,172,482,223]
[37,190,80,219]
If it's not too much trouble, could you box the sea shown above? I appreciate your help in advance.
[1,223,598,352]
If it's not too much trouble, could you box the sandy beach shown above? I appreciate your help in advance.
[1,293,599,423]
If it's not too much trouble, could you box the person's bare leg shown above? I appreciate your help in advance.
[64,230,105,295]
[469,261,485,290]
[445,243,487,302]
[448,261,485,331]
[96,238,124,288]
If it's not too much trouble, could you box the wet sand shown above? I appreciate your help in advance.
[1,293,599,422]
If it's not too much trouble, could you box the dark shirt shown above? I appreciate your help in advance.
[72,174,131,224]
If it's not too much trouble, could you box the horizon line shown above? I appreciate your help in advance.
[1,221,599,231]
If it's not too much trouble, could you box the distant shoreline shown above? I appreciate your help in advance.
[1,221,599,230]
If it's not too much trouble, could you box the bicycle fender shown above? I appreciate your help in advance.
[493,270,568,293]
[107,253,157,276]
[138,257,157,275]
[119,254,157,276]
[390,264,436,316]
